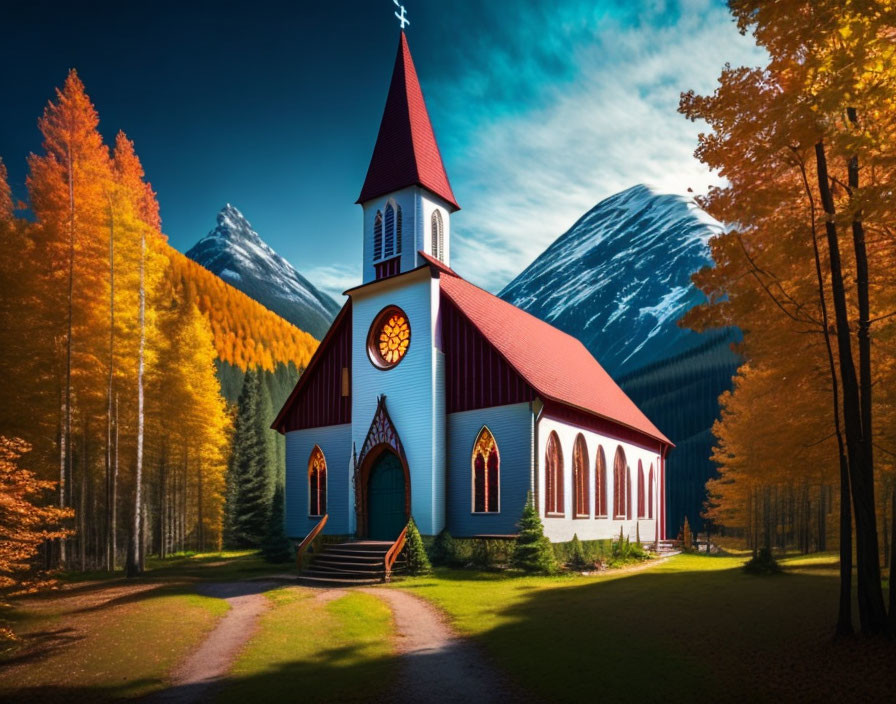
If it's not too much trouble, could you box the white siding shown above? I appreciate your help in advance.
[537,415,662,543]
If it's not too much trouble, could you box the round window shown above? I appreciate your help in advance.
[368,306,411,369]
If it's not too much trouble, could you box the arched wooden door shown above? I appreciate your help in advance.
[367,451,407,540]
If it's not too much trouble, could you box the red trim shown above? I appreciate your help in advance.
[375,256,401,280]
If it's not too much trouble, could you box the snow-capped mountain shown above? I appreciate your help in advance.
[499,184,726,378]
[500,184,741,535]
[186,204,341,339]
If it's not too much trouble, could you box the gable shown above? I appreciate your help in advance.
[441,292,535,413]
[273,302,352,433]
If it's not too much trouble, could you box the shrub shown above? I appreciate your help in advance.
[744,547,781,575]
[511,493,557,574]
[404,517,432,575]
[680,516,694,553]
[430,529,455,566]
[567,534,587,570]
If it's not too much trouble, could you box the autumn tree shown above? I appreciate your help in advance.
[680,0,896,635]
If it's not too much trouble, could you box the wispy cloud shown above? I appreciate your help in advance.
[305,263,358,301]
[430,0,765,292]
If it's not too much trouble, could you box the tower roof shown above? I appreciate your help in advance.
[357,32,460,210]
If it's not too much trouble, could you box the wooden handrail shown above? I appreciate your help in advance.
[384,525,408,580]
[296,514,328,569]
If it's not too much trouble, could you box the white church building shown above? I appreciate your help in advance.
[273,31,672,545]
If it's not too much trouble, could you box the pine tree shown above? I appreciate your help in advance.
[404,516,431,575]
[568,534,587,570]
[261,484,293,563]
[224,370,271,547]
[511,493,557,574]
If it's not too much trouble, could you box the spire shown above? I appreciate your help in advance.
[357,32,459,211]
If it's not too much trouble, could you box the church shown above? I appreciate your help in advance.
[273,32,672,546]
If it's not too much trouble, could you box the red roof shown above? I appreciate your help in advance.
[357,32,460,210]
[437,268,672,447]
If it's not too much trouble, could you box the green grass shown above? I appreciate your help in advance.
[0,587,228,701]
[219,587,397,703]
[395,553,896,702]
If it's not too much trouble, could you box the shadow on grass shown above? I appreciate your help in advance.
[407,557,896,703]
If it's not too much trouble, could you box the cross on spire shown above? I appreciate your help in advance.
[393,0,410,29]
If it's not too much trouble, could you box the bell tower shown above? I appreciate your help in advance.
[356,31,460,285]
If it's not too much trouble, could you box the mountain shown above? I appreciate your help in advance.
[500,184,741,535]
[186,204,341,340]
[501,184,729,378]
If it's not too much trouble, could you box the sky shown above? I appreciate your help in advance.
[0,0,765,298]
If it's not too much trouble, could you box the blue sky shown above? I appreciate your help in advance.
[0,0,764,297]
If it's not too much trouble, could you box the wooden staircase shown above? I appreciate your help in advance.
[298,541,403,587]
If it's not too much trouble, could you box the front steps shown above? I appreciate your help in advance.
[297,540,404,587]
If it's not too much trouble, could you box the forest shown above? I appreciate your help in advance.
[0,71,317,591]
[681,0,896,635]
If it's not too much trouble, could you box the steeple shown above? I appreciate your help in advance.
[357,32,459,211]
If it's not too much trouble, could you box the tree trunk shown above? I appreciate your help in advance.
[127,229,146,578]
[112,394,118,570]
[197,460,204,552]
[815,141,887,635]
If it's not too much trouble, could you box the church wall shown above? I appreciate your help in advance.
[351,271,443,535]
[446,402,534,537]
[537,415,662,543]
[284,424,353,538]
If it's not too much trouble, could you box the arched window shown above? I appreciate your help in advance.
[472,427,499,513]
[573,434,589,518]
[545,431,564,516]
[595,445,608,517]
[384,203,395,257]
[648,463,655,519]
[626,468,633,520]
[308,445,327,516]
[395,205,402,254]
[613,446,626,518]
[637,461,645,518]
[373,211,383,261]
[431,210,443,261]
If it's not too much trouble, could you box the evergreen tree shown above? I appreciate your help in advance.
[261,483,293,563]
[511,493,557,574]
[224,369,271,547]
[430,528,455,566]
[404,516,431,575]
[568,533,587,570]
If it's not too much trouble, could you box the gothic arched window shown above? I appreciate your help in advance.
[308,445,327,516]
[595,445,608,517]
[637,461,645,518]
[396,205,402,254]
[626,467,633,520]
[431,210,444,261]
[573,434,589,518]
[545,431,564,516]
[384,204,395,257]
[648,463,655,519]
[374,211,383,261]
[472,427,499,513]
[613,446,626,518]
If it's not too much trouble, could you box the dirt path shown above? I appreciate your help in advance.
[362,588,533,704]
[151,581,277,704]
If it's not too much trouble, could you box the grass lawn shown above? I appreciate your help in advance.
[394,553,896,702]
[0,584,228,701]
[219,587,397,703]
[0,550,283,702]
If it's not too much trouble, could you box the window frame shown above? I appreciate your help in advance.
[613,445,627,519]
[544,431,565,517]
[308,444,327,517]
[572,433,590,519]
[595,445,608,518]
[471,426,500,514]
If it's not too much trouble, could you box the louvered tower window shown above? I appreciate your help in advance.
[384,204,395,257]
[374,211,383,261]
[395,205,402,254]
[431,210,443,261]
